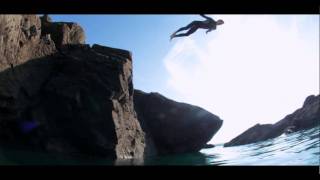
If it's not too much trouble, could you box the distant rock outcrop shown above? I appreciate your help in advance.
[224,95,320,147]
[134,90,223,156]
[0,15,144,159]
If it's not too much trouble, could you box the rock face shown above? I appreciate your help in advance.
[134,90,223,156]
[0,14,223,160]
[0,15,144,159]
[0,15,56,72]
[224,95,320,147]
[40,15,85,49]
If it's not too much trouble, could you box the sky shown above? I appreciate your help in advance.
[51,15,319,144]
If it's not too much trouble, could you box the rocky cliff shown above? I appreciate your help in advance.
[224,95,320,147]
[0,14,223,160]
[134,90,223,156]
[0,15,56,72]
[0,15,144,159]
[40,15,85,49]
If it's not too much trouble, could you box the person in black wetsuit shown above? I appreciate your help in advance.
[170,14,224,40]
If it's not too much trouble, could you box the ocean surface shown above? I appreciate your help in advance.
[0,126,319,165]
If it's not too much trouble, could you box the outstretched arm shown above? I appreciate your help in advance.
[200,14,213,21]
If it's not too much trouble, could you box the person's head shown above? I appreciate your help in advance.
[216,19,224,25]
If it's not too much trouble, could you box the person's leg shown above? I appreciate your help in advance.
[175,23,192,32]
[170,21,201,40]
[175,21,200,33]
[173,26,198,38]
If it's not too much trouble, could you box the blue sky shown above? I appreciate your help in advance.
[51,15,319,143]
[51,15,199,97]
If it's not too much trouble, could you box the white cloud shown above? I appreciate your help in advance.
[163,15,319,143]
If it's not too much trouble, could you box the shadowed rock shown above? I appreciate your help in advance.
[0,44,145,159]
[133,90,223,156]
[0,15,144,159]
[224,124,273,147]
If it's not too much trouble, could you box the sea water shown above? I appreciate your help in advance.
[0,126,319,165]
[144,125,320,165]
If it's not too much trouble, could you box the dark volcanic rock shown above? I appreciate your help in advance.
[224,95,320,147]
[0,15,144,159]
[133,90,223,156]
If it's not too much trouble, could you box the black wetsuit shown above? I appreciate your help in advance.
[172,15,217,38]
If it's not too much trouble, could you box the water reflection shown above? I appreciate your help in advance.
[0,146,114,165]
[114,158,144,166]
[143,152,208,165]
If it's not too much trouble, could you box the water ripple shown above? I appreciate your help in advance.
[199,126,320,165]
